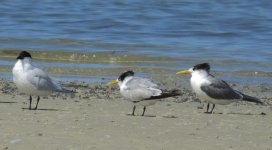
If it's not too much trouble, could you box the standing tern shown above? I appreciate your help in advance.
[176,63,263,113]
[12,51,73,110]
[109,71,181,116]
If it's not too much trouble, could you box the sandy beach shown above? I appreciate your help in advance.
[0,77,271,150]
[1,0,272,149]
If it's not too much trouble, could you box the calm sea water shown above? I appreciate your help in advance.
[0,0,271,83]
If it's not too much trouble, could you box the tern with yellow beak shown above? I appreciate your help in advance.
[108,71,181,116]
[177,63,263,113]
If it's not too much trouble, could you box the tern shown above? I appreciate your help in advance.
[176,63,263,113]
[12,51,73,110]
[109,71,181,116]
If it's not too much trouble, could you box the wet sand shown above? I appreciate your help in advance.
[0,78,272,150]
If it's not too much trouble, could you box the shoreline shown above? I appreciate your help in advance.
[0,49,272,85]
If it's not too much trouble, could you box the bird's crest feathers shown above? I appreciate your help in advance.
[193,63,210,72]
[118,70,134,82]
[17,51,32,59]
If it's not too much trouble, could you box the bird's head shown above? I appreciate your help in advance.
[17,51,32,60]
[108,70,134,86]
[176,63,210,75]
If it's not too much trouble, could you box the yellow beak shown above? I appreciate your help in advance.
[108,80,119,85]
[176,70,191,75]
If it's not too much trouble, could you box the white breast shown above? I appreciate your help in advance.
[12,61,52,96]
[190,71,234,105]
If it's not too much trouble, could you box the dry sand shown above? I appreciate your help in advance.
[0,79,272,150]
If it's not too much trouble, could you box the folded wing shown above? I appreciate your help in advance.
[200,77,242,100]
[122,77,162,101]
[27,67,61,92]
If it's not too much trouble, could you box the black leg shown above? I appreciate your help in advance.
[142,106,146,116]
[29,96,32,110]
[34,96,40,110]
[205,103,210,113]
[131,105,136,116]
[210,104,215,113]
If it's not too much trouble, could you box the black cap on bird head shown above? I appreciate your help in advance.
[17,51,32,59]
[118,71,134,82]
[193,63,210,72]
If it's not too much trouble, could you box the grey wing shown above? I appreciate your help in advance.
[27,68,60,91]
[126,77,159,89]
[124,77,162,100]
[200,76,242,100]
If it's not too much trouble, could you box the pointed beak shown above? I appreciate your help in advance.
[176,70,191,75]
[108,80,119,86]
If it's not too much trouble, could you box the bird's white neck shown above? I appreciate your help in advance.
[23,57,32,63]
[189,70,209,96]
[15,58,33,71]
[191,70,209,79]
[119,76,133,89]
[190,70,209,87]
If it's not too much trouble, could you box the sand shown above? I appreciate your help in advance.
[0,78,272,150]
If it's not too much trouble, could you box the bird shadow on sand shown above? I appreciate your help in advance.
[226,112,266,116]
[203,112,223,115]
[22,108,63,111]
[0,101,17,104]
[126,114,156,117]
[200,111,266,116]
[162,115,178,118]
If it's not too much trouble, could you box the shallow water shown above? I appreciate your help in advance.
[0,0,271,84]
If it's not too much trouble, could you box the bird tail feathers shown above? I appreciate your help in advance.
[241,93,264,105]
[145,89,181,100]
